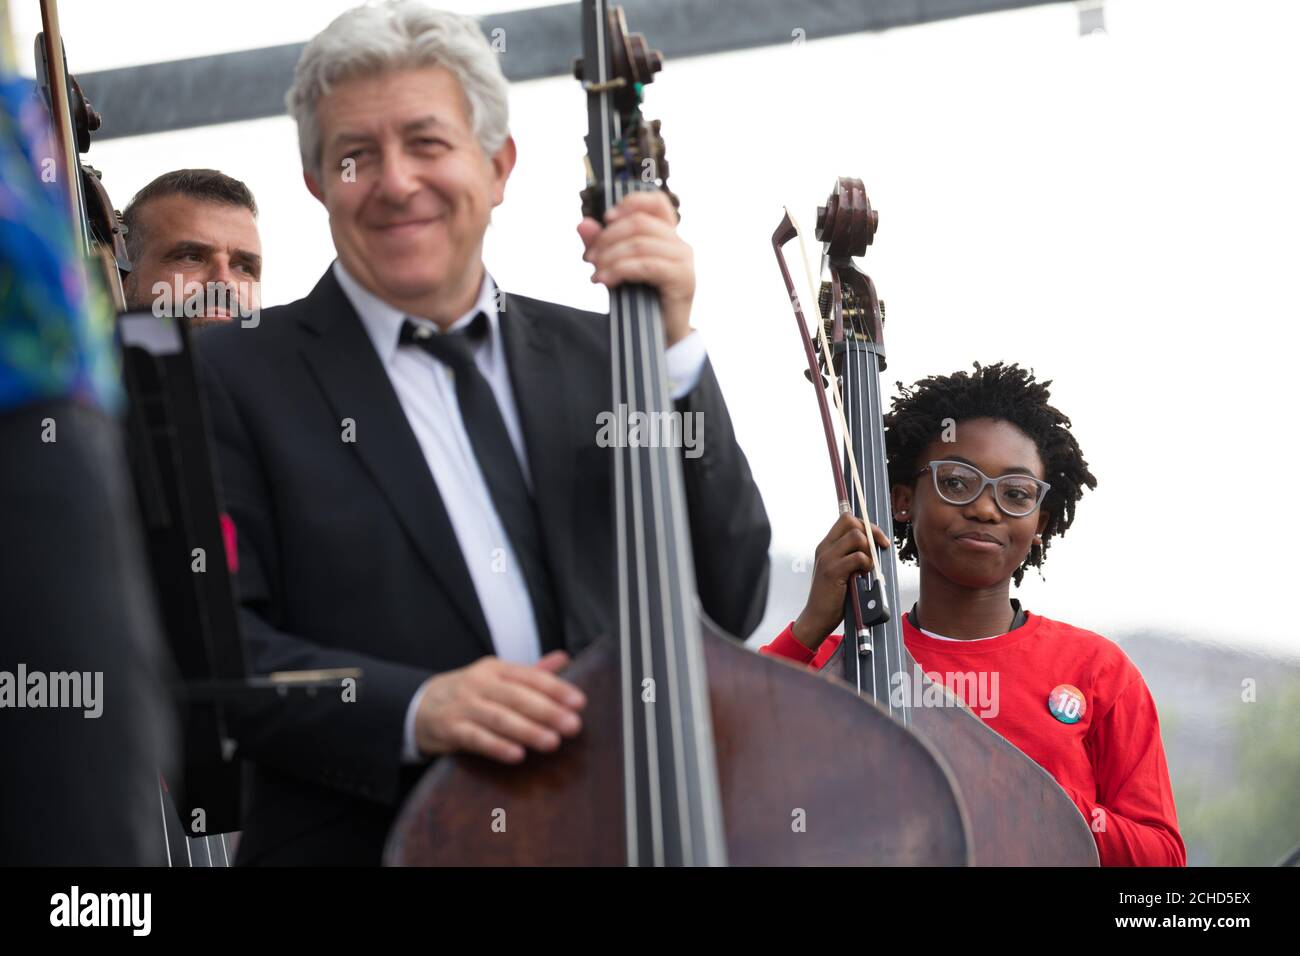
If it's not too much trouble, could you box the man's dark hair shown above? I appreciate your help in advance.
[884,361,1097,585]
[122,169,258,266]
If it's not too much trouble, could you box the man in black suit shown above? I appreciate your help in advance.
[195,1,770,865]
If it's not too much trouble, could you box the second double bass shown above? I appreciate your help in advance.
[772,177,1098,866]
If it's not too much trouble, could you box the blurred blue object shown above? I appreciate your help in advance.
[0,74,120,414]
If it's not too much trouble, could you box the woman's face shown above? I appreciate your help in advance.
[892,417,1051,589]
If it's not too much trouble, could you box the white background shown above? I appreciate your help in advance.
[13,0,1300,657]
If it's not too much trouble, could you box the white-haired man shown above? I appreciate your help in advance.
[195,1,769,865]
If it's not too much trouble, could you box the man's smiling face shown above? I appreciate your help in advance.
[307,66,515,321]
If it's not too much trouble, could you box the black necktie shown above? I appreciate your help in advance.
[399,313,562,654]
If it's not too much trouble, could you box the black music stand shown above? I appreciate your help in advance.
[116,312,358,864]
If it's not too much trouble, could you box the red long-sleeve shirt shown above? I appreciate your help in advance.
[761,611,1186,866]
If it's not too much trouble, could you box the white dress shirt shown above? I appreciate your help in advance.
[331,260,708,762]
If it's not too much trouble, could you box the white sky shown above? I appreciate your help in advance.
[11,0,1300,657]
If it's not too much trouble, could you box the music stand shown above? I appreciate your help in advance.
[117,311,358,863]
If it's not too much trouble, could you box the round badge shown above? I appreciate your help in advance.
[1047,683,1086,724]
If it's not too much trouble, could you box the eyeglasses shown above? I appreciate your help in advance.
[914,460,1050,517]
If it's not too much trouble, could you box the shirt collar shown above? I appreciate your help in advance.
[332,259,501,365]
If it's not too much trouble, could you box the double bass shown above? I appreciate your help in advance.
[772,178,1099,865]
[35,0,129,310]
[387,1,986,866]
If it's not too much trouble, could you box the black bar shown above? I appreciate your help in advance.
[78,0,1072,140]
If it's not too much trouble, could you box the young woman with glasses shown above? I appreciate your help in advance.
[761,362,1185,866]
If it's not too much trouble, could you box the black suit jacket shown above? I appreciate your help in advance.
[1,400,177,865]
[194,267,771,864]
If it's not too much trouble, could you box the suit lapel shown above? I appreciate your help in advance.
[296,268,493,653]
[498,294,580,644]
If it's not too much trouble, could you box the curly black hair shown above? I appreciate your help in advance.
[884,361,1097,586]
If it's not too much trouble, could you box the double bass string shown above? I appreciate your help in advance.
[847,335,885,710]
[841,332,866,698]
[859,327,907,726]
[156,782,172,866]
[593,0,724,864]
[622,171,723,866]
[600,11,689,868]
[619,177,673,867]
[610,245,640,865]
[852,332,883,712]
[629,202,695,868]
[611,177,666,865]
[591,14,664,865]
[593,22,646,865]
[864,329,909,728]
[652,198,728,867]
